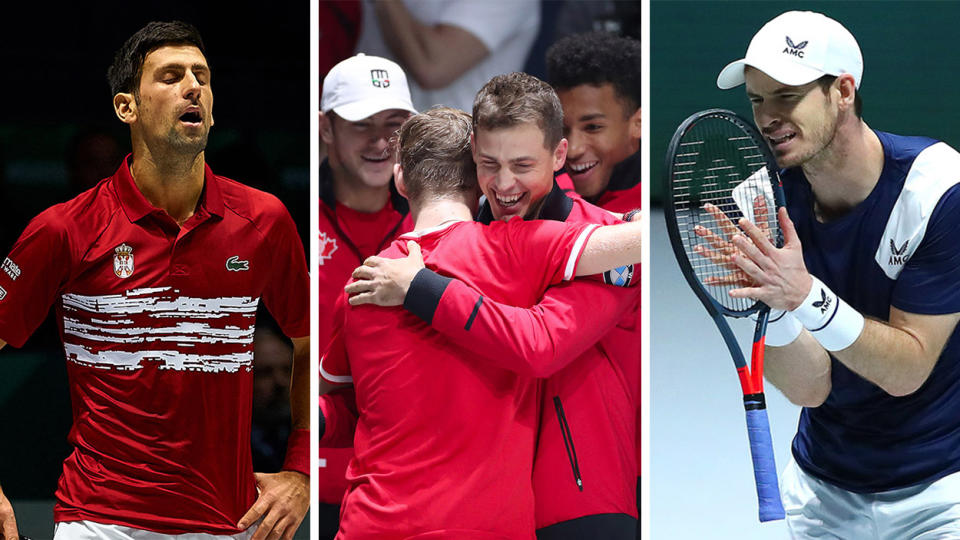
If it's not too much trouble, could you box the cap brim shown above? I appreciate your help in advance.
[717,59,748,89]
[331,99,418,122]
[718,55,827,89]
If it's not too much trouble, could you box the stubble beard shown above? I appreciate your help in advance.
[165,125,209,158]
[781,108,841,170]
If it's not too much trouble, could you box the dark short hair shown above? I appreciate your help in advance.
[817,75,862,118]
[546,31,641,114]
[396,107,477,202]
[472,72,564,150]
[107,21,206,97]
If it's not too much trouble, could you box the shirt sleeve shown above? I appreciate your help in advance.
[428,277,640,377]
[320,293,352,384]
[319,387,358,448]
[402,216,640,378]
[434,0,539,53]
[503,218,598,284]
[0,210,72,347]
[261,201,310,339]
[891,186,960,314]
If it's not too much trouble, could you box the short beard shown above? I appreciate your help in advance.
[165,127,209,156]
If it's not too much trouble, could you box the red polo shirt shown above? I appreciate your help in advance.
[321,218,596,539]
[0,156,309,534]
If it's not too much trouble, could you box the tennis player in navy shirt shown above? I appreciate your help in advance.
[712,10,960,538]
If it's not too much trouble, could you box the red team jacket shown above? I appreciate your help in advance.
[317,159,413,505]
[0,157,310,534]
[320,182,641,532]
[411,184,641,529]
[322,218,599,538]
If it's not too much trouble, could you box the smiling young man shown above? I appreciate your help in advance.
[0,22,310,540]
[322,106,642,538]
[317,53,416,528]
[546,32,641,213]
[712,11,960,537]
[342,73,641,539]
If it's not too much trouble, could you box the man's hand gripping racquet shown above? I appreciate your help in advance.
[663,109,786,522]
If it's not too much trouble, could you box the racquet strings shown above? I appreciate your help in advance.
[669,115,781,313]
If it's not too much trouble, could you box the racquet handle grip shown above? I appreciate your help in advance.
[744,394,786,522]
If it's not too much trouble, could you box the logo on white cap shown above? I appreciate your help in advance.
[371,69,390,88]
[322,54,417,122]
[717,11,863,90]
[784,36,808,57]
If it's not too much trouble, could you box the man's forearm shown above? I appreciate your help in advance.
[765,331,832,407]
[768,310,957,402]
[831,314,950,397]
[374,0,488,89]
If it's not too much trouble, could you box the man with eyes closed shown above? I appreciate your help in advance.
[0,21,310,540]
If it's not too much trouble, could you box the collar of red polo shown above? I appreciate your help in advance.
[114,153,226,223]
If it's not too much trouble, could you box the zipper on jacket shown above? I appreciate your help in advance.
[553,396,583,491]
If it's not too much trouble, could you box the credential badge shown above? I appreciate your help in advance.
[114,243,134,279]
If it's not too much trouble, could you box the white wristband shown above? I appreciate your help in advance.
[765,309,803,347]
[791,275,864,352]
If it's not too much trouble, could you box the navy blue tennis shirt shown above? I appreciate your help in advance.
[784,131,960,492]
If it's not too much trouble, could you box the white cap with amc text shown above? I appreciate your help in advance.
[717,11,863,90]
[322,53,417,121]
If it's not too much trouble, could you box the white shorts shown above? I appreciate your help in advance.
[781,457,960,539]
[53,521,257,540]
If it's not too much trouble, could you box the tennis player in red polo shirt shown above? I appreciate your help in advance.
[0,22,309,540]
[346,73,640,538]
[321,107,642,539]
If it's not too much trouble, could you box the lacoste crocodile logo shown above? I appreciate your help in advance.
[784,36,809,58]
[812,288,832,314]
[889,239,909,266]
[226,256,249,272]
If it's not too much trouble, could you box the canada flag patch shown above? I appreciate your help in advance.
[319,232,339,265]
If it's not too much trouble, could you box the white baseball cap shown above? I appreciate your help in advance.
[321,53,417,121]
[717,11,863,90]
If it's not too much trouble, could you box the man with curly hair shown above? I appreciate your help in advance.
[547,32,642,213]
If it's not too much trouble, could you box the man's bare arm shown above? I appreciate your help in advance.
[374,0,489,90]
[0,342,17,539]
[765,331,832,407]
[576,221,643,277]
[0,482,18,540]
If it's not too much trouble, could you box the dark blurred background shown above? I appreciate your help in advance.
[0,3,308,535]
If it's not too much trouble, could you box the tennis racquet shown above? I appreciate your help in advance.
[663,109,786,522]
